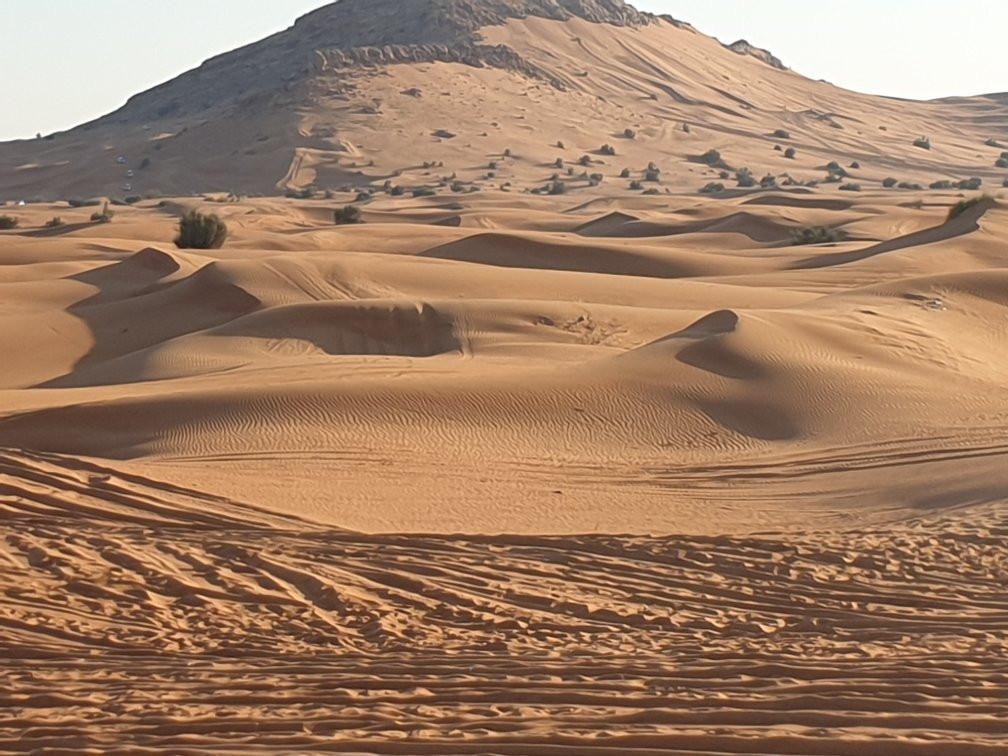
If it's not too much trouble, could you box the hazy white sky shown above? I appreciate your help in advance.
[2,1,1005,141]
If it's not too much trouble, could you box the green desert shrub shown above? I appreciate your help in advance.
[623,128,637,139]
[946,195,991,222]
[850,161,861,169]
[175,210,227,249]
[735,169,756,188]
[0,215,19,229]
[996,157,1008,168]
[760,174,777,189]
[700,182,725,194]
[882,177,898,188]
[644,162,661,182]
[957,177,982,190]
[619,167,631,178]
[784,147,797,159]
[600,144,616,156]
[579,154,593,166]
[45,216,65,228]
[629,180,644,190]
[791,226,844,246]
[334,205,362,224]
[547,180,566,195]
[773,129,790,139]
[929,180,953,190]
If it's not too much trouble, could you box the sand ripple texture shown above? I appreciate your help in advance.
[2,449,1006,754]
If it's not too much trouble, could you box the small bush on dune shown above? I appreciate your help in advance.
[600,144,616,156]
[90,202,114,224]
[773,129,790,139]
[791,226,844,246]
[929,180,953,190]
[547,180,567,195]
[619,167,631,178]
[175,210,228,249]
[996,157,1008,168]
[1003,178,1008,188]
[696,149,724,167]
[882,177,897,188]
[700,182,725,194]
[898,181,923,190]
[0,215,19,229]
[334,205,362,224]
[735,169,755,188]
[67,198,100,208]
[839,183,862,192]
[412,187,436,198]
[45,217,65,228]
[629,180,643,190]
[957,177,982,190]
[946,195,992,222]
[784,147,796,159]
[623,128,637,139]
[913,136,931,150]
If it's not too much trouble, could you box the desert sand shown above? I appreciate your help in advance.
[2,0,1008,753]
[2,187,1007,753]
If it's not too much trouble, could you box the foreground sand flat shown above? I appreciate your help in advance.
[1,190,1007,752]
[3,449,1007,753]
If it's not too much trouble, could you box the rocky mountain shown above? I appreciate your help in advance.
[1,0,1005,200]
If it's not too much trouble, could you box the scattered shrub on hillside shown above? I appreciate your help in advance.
[773,129,790,139]
[913,136,931,150]
[719,170,731,179]
[760,174,777,189]
[125,195,142,204]
[547,180,567,195]
[67,198,100,208]
[929,180,953,190]
[682,123,691,133]
[791,226,844,245]
[996,157,1008,168]
[579,154,593,166]
[898,181,923,190]
[946,195,991,222]
[839,183,862,192]
[487,161,498,170]
[642,188,661,196]
[45,217,65,228]
[503,148,512,157]
[623,128,637,139]
[695,149,724,167]
[644,162,661,182]
[700,182,725,194]
[850,161,861,169]
[553,157,564,169]
[412,187,436,197]
[390,185,405,196]
[784,147,797,159]
[735,168,755,188]
[984,138,1000,147]
[450,180,466,193]
[0,215,19,229]
[556,141,565,149]
[285,187,313,199]
[882,177,898,188]
[589,173,604,185]
[773,145,782,152]
[566,167,575,176]
[334,205,362,224]
[619,167,631,178]
[600,144,617,157]
[90,202,114,224]
[355,191,372,202]
[826,161,845,174]
[174,210,227,249]
[629,180,644,190]
[957,177,982,190]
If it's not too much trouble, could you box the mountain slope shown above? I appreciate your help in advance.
[1,0,1005,200]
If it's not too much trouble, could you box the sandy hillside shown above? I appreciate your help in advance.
[2,0,1008,752]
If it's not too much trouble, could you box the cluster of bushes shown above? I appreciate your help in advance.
[175,210,227,248]
[599,144,616,156]
[45,217,65,228]
[334,205,362,224]
[0,215,18,230]
[947,195,991,221]
[930,177,982,191]
[791,226,845,246]
[644,162,661,182]
[695,149,726,168]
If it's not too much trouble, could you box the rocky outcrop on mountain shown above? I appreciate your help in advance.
[726,39,787,70]
[315,43,568,90]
